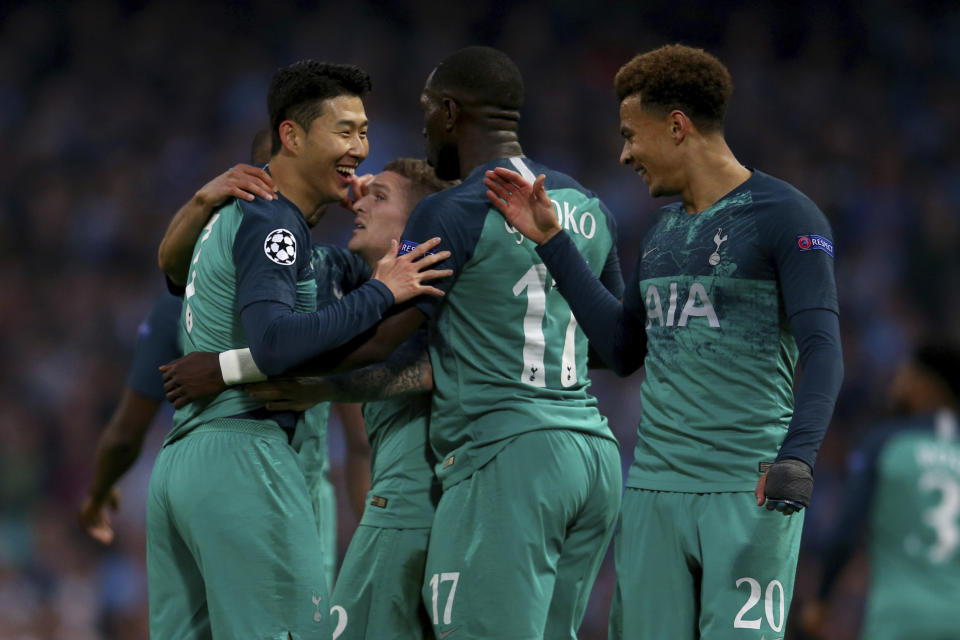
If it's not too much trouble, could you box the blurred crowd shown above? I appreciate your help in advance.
[0,0,957,638]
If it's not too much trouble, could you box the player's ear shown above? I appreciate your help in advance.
[278,120,301,154]
[669,110,690,144]
[442,97,459,132]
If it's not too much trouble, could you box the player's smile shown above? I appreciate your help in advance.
[336,164,357,182]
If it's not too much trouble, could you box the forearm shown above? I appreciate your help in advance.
[87,391,158,501]
[777,309,844,468]
[536,231,645,375]
[324,334,432,401]
[242,280,394,376]
[158,193,216,286]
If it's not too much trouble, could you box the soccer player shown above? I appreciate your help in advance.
[145,61,449,639]
[158,132,371,588]
[81,162,281,544]
[242,158,453,640]
[79,290,181,545]
[801,343,960,640]
[336,46,624,639]
[484,44,843,639]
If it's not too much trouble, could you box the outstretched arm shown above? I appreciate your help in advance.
[158,164,277,286]
[161,310,430,408]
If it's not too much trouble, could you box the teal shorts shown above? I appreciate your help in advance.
[305,467,337,591]
[146,419,332,639]
[422,429,621,639]
[609,488,804,640]
[332,524,432,640]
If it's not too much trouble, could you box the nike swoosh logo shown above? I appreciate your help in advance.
[437,627,461,639]
[642,247,658,259]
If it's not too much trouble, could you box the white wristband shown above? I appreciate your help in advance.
[219,348,267,385]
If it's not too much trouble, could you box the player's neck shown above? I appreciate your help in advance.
[680,139,751,214]
[457,128,523,179]
[269,155,332,218]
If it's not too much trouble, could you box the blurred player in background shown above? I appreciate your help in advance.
[79,290,181,545]
[485,44,843,639]
[801,342,960,640]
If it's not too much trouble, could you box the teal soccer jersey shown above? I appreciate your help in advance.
[147,192,331,639]
[360,391,437,527]
[402,157,623,487]
[331,388,437,640]
[168,196,317,443]
[293,243,371,588]
[401,156,624,639]
[627,170,838,492]
[820,410,960,639]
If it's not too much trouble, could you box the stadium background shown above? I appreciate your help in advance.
[0,0,957,637]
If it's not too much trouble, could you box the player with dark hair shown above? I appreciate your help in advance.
[485,43,843,639]
[158,155,373,592]
[238,158,454,640]
[318,46,626,639]
[81,160,283,544]
[250,127,272,165]
[801,343,960,640]
[145,61,449,639]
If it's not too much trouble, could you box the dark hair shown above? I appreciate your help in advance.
[267,61,372,154]
[914,342,960,402]
[430,46,523,110]
[614,44,732,132]
[249,128,271,164]
[382,158,455,204]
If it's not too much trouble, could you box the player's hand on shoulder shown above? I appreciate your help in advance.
[371,238,453,304]
[160,351,226,409]
[79,488,119,545]
[196,164,277,207]
[483,168,560,245]
[754,459,813,516]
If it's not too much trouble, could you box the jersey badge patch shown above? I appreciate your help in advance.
[796,234,833,257]
[398,239,436,257]
[709,227,728,266]
[264,229,297,265]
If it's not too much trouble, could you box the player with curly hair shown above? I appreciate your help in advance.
[485,44,844,639]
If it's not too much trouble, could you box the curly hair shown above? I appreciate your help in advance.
[383,157,456,204]
[267,61,372,154]
[614,44,732,132]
